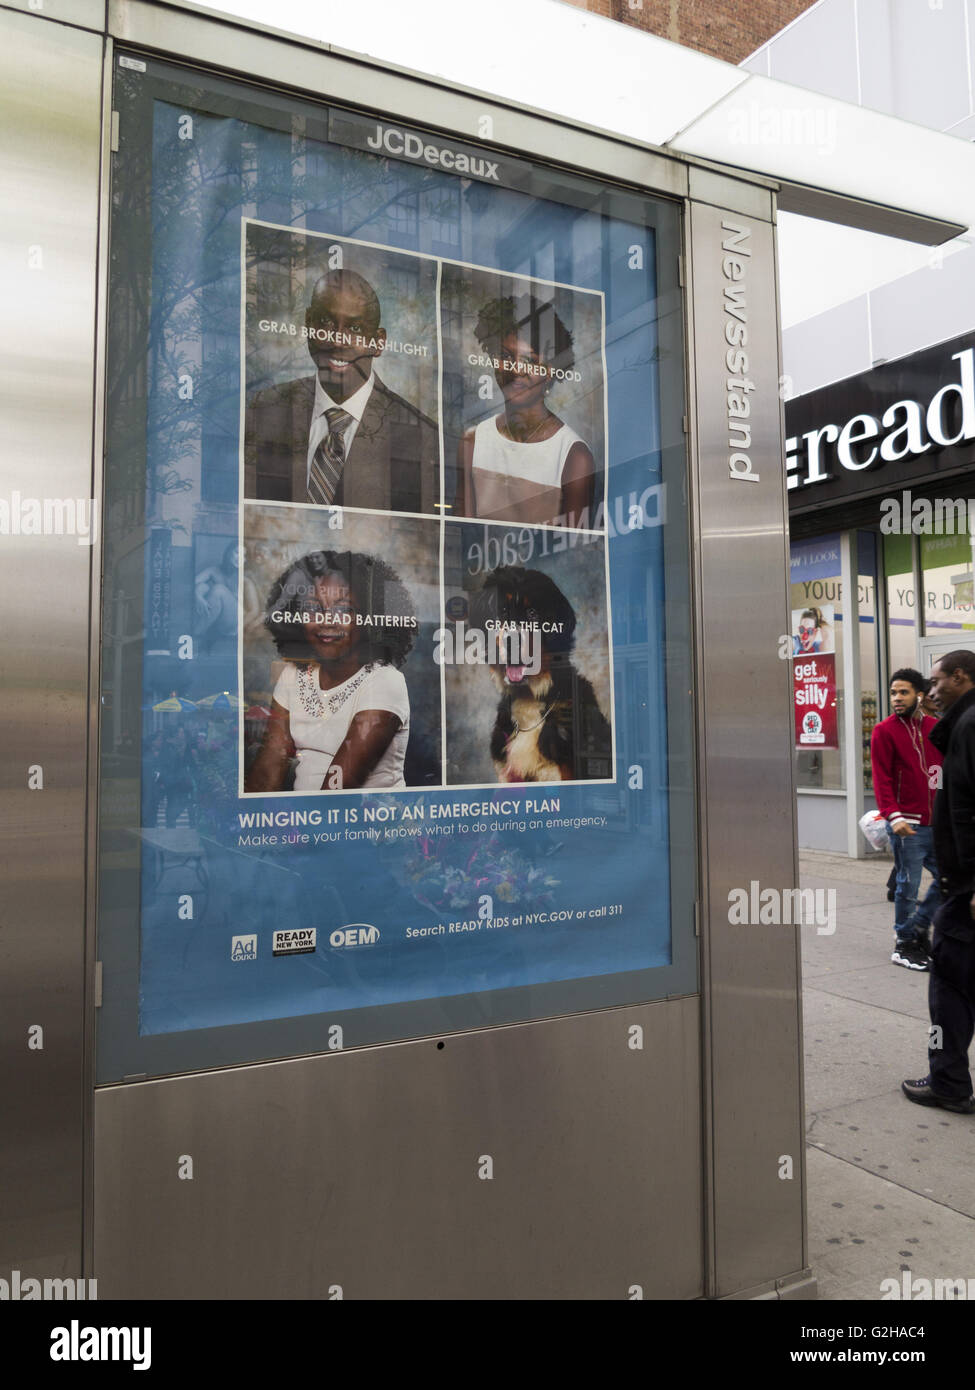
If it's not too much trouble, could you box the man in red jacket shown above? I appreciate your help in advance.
[871,668,943,971]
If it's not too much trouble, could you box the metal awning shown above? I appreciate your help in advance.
[175,0,973,245]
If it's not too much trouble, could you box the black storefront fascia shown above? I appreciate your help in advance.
[787,329,975,537]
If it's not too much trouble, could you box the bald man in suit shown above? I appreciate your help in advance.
[245,270,439,514]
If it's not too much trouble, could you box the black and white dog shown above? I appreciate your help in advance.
[470,565,612,783]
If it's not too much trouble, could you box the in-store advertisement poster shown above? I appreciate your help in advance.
[790,605,838,749]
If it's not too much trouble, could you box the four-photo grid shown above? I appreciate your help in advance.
[239,219,615,795]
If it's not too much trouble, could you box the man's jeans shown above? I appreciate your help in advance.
[889,824,942,945]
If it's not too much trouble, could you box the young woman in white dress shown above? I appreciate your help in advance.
[455,295,595,530]
[246,549,416,793]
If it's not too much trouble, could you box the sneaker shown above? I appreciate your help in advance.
[891,943,929,971]
[902,1077,975,1113]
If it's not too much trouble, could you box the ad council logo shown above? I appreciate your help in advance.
[231,934,258,961]
[330,925,380,948]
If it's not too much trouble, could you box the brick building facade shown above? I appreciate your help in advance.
[561,0,820,65]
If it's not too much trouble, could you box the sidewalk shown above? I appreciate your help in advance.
[800,849,975,1300]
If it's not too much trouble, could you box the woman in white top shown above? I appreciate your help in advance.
[245,550,416,793]
[455,295,595,529]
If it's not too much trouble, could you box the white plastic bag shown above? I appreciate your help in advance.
[859,810,890,851]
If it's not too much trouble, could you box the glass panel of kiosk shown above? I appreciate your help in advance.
[95,56,695,1080]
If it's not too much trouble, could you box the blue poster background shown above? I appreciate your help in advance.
[138,101,672,1038]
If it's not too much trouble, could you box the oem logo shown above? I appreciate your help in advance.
[330,925,380,948]
[231,934,258,961]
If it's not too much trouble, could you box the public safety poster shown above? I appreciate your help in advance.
[125,91,680,1053]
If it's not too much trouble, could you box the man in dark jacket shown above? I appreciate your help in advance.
[902,648,975,1113]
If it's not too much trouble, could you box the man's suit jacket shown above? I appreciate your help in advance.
[244,374,440,514]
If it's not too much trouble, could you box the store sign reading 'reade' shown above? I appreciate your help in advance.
[786,334,975,509]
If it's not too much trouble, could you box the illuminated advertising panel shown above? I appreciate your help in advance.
[96,58,694,1076]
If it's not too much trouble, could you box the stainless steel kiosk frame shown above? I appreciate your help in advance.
[1,0,807,1299]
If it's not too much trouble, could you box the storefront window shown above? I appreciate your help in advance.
[884,532,917,675]
[920,532,975,638]
[96,57,694,1080]
[858,531,879,794]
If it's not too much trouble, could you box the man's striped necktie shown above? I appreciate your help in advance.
[308,407,353,505]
